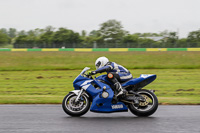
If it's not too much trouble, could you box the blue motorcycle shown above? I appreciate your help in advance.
[62,67,158,117]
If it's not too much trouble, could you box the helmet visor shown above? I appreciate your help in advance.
[95,61,101,69]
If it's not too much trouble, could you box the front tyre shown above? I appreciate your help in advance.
[128,89,158,117]
[62,93,90,117]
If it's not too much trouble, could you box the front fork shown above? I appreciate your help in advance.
[70,89,90,103]
[75,89,83,102]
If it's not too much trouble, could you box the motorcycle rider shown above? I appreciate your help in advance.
[89,56,133,97]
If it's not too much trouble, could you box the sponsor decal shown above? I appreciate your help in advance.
[108,73,113,78]
[111,104,123,109]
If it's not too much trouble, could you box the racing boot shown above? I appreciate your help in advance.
[107,73,125,97]
[115,82,125,97]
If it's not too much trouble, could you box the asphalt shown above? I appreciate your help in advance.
[0,105,200,133]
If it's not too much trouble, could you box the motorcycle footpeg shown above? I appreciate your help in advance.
[128,90,135,94]
[123,89,127,94]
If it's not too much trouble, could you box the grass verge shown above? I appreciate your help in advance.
[0,51,200,71]
[0,69,199,104]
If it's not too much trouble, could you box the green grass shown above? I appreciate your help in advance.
[0,51,200,104]
[0,69,200,104]
[0,51,200,71]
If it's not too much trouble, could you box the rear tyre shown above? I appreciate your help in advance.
[128,89,158,117]
[62,93,90,117]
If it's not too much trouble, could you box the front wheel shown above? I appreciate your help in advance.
[128,89,158,117]
[62,93,90,117]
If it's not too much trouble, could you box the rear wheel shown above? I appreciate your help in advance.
[128,89,158,117]
[62,93,90,117]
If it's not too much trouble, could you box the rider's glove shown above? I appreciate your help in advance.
[87,71,96,75]
[91,71,96,75]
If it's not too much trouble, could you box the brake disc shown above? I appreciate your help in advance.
[69,96,84,109]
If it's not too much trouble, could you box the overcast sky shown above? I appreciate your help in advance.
[0,0,200,38]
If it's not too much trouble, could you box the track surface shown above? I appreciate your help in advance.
[0,105,200,133]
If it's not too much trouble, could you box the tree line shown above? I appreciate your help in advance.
[0,19,200,48]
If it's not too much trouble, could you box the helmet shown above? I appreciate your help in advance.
[95,57,109,69]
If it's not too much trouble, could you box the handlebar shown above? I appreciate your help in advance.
[83,73,94,79]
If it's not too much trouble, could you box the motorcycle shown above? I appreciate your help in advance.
[62,67,158,117]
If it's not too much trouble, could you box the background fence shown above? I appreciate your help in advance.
[13,42,200,48]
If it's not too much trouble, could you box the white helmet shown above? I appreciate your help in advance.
[95,57,109,70]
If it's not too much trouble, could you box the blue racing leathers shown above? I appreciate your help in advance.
[94,62,133,82]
